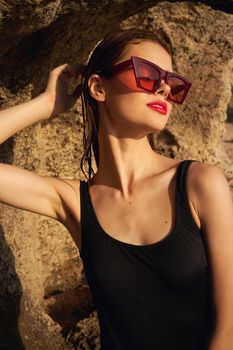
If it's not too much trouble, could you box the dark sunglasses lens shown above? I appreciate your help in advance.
[137,63,160,91]
[168,76,188,103]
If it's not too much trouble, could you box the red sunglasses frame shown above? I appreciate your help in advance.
[102,56,192,105]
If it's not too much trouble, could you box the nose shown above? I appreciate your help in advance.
[155,79,171,99]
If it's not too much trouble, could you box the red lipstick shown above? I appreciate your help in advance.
[147,100,167,115]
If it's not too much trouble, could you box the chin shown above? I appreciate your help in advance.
[148,122,168,133]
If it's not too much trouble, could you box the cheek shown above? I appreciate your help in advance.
[117,70,142,92]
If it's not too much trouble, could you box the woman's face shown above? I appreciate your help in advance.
[98,40,174,137]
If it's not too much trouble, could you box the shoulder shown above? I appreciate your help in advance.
[52,176,81,195]
[186,161,231,225]
[48,176,82,224]
[187,160,228,193]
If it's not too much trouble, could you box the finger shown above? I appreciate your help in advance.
[52,63,70,75]
[52,63,85,79]
[60,63,86,77]
[67,63,86,78]
[51,64,71,83]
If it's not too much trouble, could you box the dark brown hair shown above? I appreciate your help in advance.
[80,28,173,182]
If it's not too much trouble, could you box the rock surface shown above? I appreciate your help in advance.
[0,1,232,349]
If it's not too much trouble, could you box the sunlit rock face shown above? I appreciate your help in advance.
[0,1,232,349]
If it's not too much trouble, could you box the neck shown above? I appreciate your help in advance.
[91,122,160,197]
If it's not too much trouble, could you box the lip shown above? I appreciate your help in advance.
[146,100,167,115]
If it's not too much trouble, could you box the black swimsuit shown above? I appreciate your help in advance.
[79,160,212,350]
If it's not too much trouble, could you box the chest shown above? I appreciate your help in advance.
[88,177,177,246]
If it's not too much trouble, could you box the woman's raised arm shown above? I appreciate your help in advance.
[0,63,84,144]
[0,63,84,223]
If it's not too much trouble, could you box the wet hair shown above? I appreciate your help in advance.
[80,28,173,182]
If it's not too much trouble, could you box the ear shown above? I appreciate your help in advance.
[88,74,105,102]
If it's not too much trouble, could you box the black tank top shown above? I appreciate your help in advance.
[79,160,212,350]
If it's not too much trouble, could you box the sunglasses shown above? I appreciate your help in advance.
[102,56,191,105]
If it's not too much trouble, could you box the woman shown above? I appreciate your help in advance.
[0,28,233,349]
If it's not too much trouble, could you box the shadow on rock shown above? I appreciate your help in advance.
[0,224,25,350]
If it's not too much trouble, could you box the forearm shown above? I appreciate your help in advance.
[0,92,54,144]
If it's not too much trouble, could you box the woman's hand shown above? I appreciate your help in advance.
[44,63,86,118]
